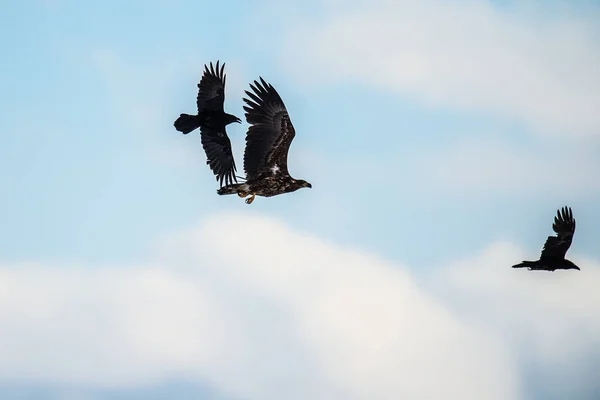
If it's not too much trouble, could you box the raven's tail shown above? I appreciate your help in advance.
[512,260,537,269]
[217,183,248,196]
[174,113,200,134]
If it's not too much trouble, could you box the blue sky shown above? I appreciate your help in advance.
[1,1,600,399]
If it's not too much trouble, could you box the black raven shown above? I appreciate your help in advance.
[173,61,241,187]
[512,206,580,271]
[217,77,312,204]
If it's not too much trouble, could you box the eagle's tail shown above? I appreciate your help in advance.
[217,183,247,196]
[512,260,538,270]
[174,113,200,134]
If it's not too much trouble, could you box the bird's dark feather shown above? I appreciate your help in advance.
[540,206,576,260]
[172,60,239,187]
[197,61,226,114]
[242,77,296,181]
[200,125,237,187]
[512,206,580,271]
[217,77,310,203]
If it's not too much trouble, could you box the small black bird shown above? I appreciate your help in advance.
[174,61,241,187]
[512,206,580,271]
[217,77,312,204]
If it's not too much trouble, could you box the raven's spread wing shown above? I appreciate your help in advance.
[540,206,576,259]
[200,125,237,187]
[197,61,226,114]
[242,78,296,181]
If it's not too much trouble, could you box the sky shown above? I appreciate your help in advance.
[1,0,599,399]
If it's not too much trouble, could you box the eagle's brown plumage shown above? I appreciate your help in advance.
[217,77,311,204]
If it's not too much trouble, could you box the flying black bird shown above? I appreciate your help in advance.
[217,77,312,204]
[173,61,241,187]
[512,206,580,271]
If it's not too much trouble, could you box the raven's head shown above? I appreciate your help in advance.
[225,113,242,125]
[564,260,581,271]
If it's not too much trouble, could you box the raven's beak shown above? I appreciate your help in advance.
[235,117,242,123]
[307,183,312,188]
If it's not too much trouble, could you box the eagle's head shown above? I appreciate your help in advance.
[290,179,312,191]
[298,179,312,189]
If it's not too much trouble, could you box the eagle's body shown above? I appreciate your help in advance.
[218,175,310,199]
[512,206,580,271]
[173,61,241,187]
[217,77,311,204]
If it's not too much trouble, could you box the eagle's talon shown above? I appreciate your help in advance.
[245,194,256,205]
[237,192,246,198]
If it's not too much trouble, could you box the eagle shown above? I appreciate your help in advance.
[173,61,241,187]
[512,206,580,271]
[217,77,312,204]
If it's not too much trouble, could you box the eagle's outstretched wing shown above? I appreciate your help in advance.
[200,125,237,187]
[242,77,296,181]
[197,61,226,114]
[540,206,576,259]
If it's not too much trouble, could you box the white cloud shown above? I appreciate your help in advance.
[1,213,599,398]
[278,0,600,137]
[428,242,600,398]
[0,263,240,387]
